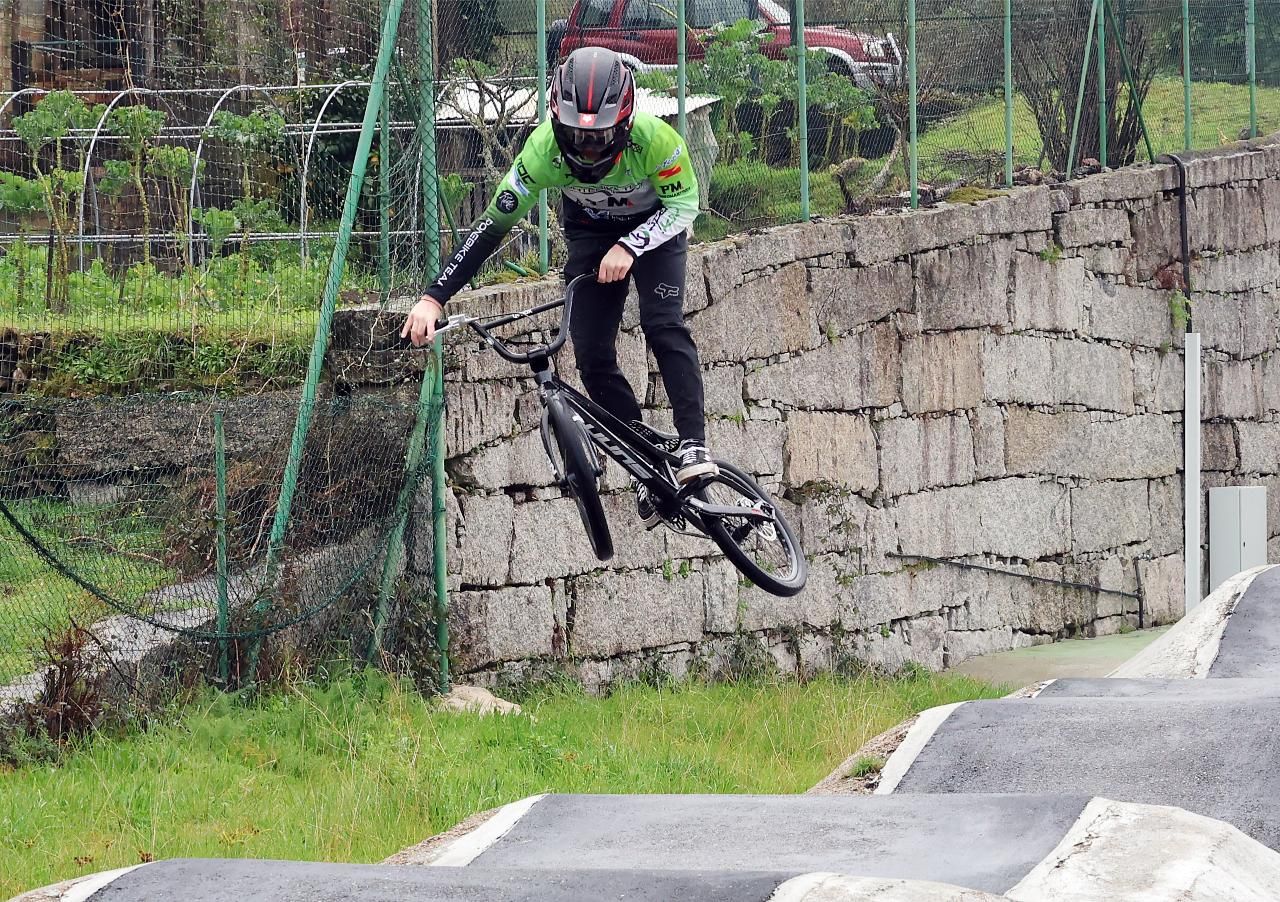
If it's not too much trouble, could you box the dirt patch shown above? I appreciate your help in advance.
[1005,680,1051,699]
[10,877,88,902]
[807,716,916,795]
[382,807,502,866]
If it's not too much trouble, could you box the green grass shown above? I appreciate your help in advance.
[0,241,378,395]
[699,160,846,241]
[0,669,1008,896]
[0,501,176,683]
[918,77,1280,182]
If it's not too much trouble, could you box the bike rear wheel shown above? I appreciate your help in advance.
[546,397,613,562]
[694,462,806,597]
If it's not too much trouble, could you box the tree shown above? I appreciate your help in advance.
[108,105,167,266]
[1012,0,1155,172]
[12,92,106,312]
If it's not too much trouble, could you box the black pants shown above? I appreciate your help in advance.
[564,232,707,444]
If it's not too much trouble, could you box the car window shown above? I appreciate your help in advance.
[690,0,752,28]
[579,0,613,27]
[623,0,672,28]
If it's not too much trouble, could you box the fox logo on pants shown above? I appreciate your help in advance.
[655,283,680,299]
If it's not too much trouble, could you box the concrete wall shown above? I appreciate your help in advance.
[361,137,1280,691]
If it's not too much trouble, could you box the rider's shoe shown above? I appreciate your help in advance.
[633,478,661,529]
[675,440,719,485]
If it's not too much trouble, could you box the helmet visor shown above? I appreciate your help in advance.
[558,124,621,163]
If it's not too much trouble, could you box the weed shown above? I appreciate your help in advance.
[19,625,105,746]
[722,631,776,683]
[848,755,885,778]
[1038,243,1064,264]
[1169,291,1191,333]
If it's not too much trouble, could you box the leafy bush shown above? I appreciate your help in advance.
[644,19,877,168]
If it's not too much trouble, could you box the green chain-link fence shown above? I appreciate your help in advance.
[1,0,1274,716]
[0,0,449,715]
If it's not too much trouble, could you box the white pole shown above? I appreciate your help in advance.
[1184,332,1202,614]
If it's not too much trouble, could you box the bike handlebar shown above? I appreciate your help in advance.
[429,271,593,365]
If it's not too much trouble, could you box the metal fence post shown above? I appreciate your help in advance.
[420,0,439,278]
[213,411,230,686]
[257,0,413,622]
[1097,0,1107,168]
[796,0,810,221]
[1004,0,1013,187]
[1067,0,1100,176]
[1248,0,1259,139]
[379,0,392,301]
[419,0,448,692]
[1182,0,1193,149]
[908,0,918,208]
[537,0,550,273]
[431,336,450,692]
[677,0,688,136]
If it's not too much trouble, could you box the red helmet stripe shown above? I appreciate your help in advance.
[587,52,598,109]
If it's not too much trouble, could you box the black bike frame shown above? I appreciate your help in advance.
[432,273,771,527]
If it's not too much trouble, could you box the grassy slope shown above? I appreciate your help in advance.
[0,670,1007,895]
[0,502,175,683]
[918,77,1280,180]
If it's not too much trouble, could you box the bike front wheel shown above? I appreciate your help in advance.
[693,462,807,597]
[545,396,613,562]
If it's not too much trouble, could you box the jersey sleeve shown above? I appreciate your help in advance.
[425,123,563,304]
[618,122,700,258]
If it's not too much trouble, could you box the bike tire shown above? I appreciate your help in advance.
[694,461,807,597]
[547,397,614,562]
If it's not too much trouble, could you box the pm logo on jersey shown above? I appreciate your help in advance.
[496,190,519,214]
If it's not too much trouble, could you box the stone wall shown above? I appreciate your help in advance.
[346,138,1280,691]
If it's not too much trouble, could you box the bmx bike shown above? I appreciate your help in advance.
[431,272,808,598]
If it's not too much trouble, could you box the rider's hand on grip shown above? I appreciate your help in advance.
[402,296,445,346]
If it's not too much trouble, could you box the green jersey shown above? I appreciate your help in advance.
[427,112,699,304]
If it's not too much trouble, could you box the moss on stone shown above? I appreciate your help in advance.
[946,186,1009,205]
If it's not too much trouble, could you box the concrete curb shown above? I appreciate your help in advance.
[8,864,151,902]
[1110,566,1271,679]
[1006,798,1280,901]
[427,795,546,867]
[769,873,1001,901]
[874,703,965,795]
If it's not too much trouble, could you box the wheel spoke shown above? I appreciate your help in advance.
[701,477,797,581]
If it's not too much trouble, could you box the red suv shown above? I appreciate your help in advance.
[552,0,902,90]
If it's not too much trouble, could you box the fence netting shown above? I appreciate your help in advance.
[1,394,439,691]
[1,0,1275,717]
[0,0,446,714]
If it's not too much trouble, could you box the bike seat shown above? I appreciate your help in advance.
[630,421,681,453]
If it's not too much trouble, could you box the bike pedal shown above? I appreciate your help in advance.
[674,478,712,502]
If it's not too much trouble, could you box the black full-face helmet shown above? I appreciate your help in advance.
[550,47,636,183]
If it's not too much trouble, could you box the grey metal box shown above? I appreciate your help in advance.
[1208,486,1268,593]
